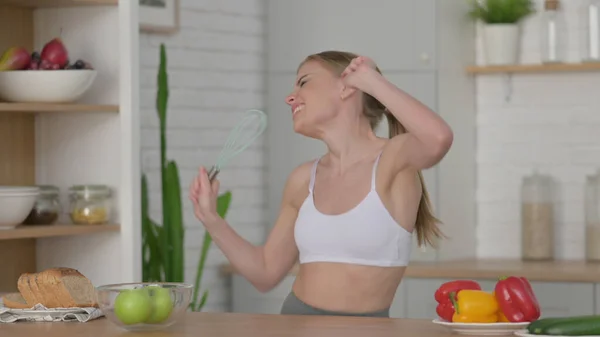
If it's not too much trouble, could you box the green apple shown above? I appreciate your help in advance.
[113,288,152,325]
[144,285,174,324]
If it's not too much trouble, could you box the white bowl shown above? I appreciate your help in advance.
[0,186,39,229]
[0,69,97,103]
[0,186,40,195]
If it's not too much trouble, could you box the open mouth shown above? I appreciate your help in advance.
[292,104,304,117]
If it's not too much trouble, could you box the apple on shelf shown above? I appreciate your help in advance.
[0,37,94,71]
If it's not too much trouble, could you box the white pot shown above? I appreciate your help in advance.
[482,23,521,65]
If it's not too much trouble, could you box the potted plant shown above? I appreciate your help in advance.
[141,43,233,312]
[468,0,536,65]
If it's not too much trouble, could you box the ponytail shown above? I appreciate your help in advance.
[385,111,445,248]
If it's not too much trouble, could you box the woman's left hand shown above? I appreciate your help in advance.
[340,56,382,95]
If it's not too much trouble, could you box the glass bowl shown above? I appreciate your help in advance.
[96,282,193,331]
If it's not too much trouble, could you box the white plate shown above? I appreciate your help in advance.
[432,318,531,335]
[514,329,600,337]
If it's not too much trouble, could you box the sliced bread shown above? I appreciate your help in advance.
[16,273,37,307]
[13,267,97,309]
[38,267,98,308]
[2,292,30,309]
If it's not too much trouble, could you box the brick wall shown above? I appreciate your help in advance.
[139,0,267,311]
[475,0,600,259]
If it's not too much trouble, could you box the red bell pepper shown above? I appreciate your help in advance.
[494,276,541,322]
[434,280,482,322]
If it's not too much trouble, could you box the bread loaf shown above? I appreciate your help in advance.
[13,267,97,309]
[1,293,29,309]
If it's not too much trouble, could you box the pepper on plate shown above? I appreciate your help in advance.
[494,276,541,322]
[490,291,510,322]
[434,280,481,322]
[449,289,499,323]
[497,311,510,322]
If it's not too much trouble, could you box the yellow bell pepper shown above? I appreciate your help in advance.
[497,311,510,322]
[492,291,510,322]
[449,289,499,323]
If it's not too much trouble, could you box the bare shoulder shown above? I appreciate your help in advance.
[281,160,314,210]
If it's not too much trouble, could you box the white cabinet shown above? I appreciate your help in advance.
[231,274,294,314]
[265,0,477,261]
[596,284,600,314]
[529,282,594,317]
[266,0,437,73]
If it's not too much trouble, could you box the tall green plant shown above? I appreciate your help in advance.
[141,43,232,312]
[467,0,535,24]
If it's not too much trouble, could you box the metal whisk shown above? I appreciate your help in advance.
[207,109,267,182]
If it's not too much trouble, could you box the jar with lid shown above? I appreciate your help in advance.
[521,171,555,260]
[541,0,567,63]
[581,0,600,62]
[68,185,111,225]
[23,185,61,225]
[585,169,600,262]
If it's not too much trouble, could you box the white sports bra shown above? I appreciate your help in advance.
[294,152,413,267]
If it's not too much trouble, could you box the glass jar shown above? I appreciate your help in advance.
[581,0,600,62]
[521,171,555,260]
[68,185,111,225]
[541,0,567,63]
[585,169,600,262]
[23,185,61,225]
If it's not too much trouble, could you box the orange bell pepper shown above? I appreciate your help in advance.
[449,289,499,323]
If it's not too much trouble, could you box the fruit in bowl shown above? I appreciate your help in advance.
[96,282,193,332]
[0,37,97,103]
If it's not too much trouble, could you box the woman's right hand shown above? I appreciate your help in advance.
[189,166,221,226]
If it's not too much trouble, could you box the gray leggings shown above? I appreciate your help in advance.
[280,291,390,317]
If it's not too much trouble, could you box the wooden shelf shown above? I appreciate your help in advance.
[466,62,600,74]
[0,223,120,240]
[0,0,118,8]
[0,103,118,113]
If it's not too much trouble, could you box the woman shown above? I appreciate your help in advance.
[189,51,453,317]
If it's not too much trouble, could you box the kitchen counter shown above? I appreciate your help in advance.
[221,259,600,283]
[2,312,454,337]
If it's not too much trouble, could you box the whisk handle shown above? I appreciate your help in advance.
[207,165,220,182]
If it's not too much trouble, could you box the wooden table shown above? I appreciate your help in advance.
[1,312,457,336]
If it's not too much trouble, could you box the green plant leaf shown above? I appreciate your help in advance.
[142,173,166,282]
[197,290,209,312]
[165,160,185,282]
[467,0,535,24]
[156,43,172,281]
[157,44,168,130]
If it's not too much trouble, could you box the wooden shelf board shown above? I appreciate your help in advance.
[466,62,600,74]
[0,103,118,113]
[0,0,118,7]
[0,223,120,240]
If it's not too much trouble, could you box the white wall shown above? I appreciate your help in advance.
[139,0,267,312]
[475,0,600,259]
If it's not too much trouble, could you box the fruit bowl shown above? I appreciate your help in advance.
[0,186,39,229]
[0,69,97,103]
[95,282,193,332]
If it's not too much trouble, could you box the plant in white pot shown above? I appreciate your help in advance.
[468,0,536,65]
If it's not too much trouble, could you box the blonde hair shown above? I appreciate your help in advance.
[299,50,444,248]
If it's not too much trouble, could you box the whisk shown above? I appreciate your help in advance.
[207,109,267,182]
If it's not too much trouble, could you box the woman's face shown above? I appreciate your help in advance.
[285,60,345,138]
